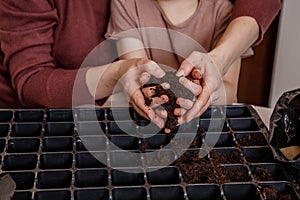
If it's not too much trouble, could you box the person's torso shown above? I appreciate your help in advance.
[117,0,230,69]
[0,0,110,108]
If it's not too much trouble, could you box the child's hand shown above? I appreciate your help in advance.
[116,59,168,128]
[176,51,225,123]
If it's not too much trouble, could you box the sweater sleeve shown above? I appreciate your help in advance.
[0,0,93,108]
[105,0,140,40]
[230,0,281,45]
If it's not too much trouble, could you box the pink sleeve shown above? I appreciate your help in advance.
[105,0,140,40]
[231,0,281,45]
[211,1,233,49]
[0,0,92,108]
[212,1,253,58]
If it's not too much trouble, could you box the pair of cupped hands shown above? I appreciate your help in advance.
[118,51,224,133]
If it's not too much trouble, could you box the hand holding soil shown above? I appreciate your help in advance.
[141,71,195,132]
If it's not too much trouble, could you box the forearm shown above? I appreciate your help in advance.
[231,0,281,44]
[209,16,259,76]
[216,58,241,105]
[86,62,121,101]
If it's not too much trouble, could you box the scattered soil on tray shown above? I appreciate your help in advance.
[141,71,194,132]
[237,134,267,146]
[210,149,243,164]
[215,165,251,183]
[143,149,173,167]
[173,150,216,184]
[261,186,294,200]
[172,149,251,184]
[252,167,275,181]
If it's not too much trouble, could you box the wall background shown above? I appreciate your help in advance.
[269,0,300,107]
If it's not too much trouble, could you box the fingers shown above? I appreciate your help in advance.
[178,76,202,97]
[191,68,202,80]
[130,89,154,120]
[150,95,169,108]
[155,109,168,118]
[174,108,187,116]
[176,98,193,110]
[184,86,211,123]
[141,86,156,98]
[139,60,165,78]
[139,72,151,84]
[176,59,194,77]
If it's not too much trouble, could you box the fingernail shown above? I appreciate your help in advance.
[176,70,184,77]
[162,83,170,89]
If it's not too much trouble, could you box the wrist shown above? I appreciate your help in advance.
[207,50,227,77]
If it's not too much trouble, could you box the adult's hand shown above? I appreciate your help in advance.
[118,59,170,128]
[175,51,226,123]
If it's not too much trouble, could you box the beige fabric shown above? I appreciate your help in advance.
[106,0,252,69]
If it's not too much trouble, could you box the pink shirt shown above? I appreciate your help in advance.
[106,0,252,69]
[0,0,281,108]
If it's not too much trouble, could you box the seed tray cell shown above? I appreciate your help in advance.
[0,139,5,152]
[76,108,105,121]
[46,109,74,122]
[259,182,299,200]
[186,184,223,200]
[222,183,261,200]
[7,138,40,153]
[228,118,260,131]
[8,172,35,190]
[235,132,268,146]
[14,109,44,122]
[37,170,72,189]
[242,147,275,163]
[113,187,148,200]
[75,169,108,187]
[0,109,13,122]
[223,106,252,118]
[109,135,140,150]
[3,154,37,171]
[74,189,109,200]
[11,123,42,137]
[250,163,288,182]
[39,153,73,169]
[75,152,107,169]
[0,105,299,200]
[34,190,71,200]
[12,192,32,200]
[111,168,145,186]
[0,123,10,137]
[76,136,107,151]
[76,121,106,136]
[44,122,74,136]
[42,137,74,152]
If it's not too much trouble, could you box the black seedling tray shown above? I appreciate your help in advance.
[0,105,299,200]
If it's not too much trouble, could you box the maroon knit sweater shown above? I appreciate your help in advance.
[0,0,281,108]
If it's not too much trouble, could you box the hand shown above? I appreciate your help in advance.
[115,59,169,128]
[175,51,226,123]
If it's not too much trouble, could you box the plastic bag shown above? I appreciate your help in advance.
[269,88,300,177]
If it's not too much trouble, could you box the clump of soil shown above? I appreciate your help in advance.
[141,71,195,132]
[173,150,216,184]
[215,165,251,183]
[173,150,251,184]
[140,143,150,153]
[261,186,294,200]
[143,149,173,167]
[210,149,243,164]
[237,134,267,146]
[252,167,275,181]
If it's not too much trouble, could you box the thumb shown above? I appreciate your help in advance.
[176,59,194,77]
